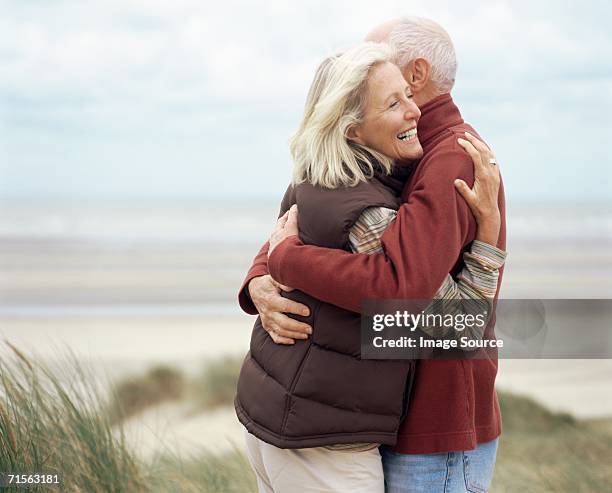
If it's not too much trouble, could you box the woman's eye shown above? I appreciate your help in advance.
[390,101,399,108]
[407,94,414,99]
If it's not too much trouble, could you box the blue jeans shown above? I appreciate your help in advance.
[380,438,499,493]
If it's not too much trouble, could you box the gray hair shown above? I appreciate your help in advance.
[291,42,396,189]
[389,16,457,93]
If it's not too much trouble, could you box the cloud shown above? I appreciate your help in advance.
[0,0,610,200]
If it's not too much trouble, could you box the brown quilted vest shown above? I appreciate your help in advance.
[235,171,416,449]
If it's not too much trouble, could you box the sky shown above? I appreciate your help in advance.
[1,0,611,201]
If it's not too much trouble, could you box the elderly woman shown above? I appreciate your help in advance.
[235,42,504,493]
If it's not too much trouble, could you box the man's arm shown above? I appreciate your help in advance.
[237,183,297,314]
[238,242,269,315]
[349,207,506,346]
[237,184,312,344]
[268,148,482,313]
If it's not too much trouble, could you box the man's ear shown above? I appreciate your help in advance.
[346,125,365,146]
[403,58,430,92]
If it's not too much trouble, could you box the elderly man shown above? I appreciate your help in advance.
[239,17,506,493]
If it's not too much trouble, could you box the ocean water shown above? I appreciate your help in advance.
[0,200,280,245]
[1,199,611,244]
[1,199,611,315]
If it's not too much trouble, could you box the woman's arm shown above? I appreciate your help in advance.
[348,206,506,349]
[454,133,501,245]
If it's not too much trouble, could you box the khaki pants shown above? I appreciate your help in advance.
[243,429,384,493]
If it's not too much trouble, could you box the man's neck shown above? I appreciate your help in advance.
[413,86,444,108]
[419,92,453,113]
[415,93,462,148]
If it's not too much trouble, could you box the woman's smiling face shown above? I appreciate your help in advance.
[350,62,423,162]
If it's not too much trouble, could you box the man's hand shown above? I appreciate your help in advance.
[247,274,312,345]
[268,204,299,257]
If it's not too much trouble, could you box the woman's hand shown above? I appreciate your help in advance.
[454,132,501,246]
[268,204,299,257]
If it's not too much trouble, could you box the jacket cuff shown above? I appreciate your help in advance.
[238,267,269,315]
[469,240,508,270]
[268,236,303,286]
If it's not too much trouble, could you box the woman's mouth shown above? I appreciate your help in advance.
[397,128,417,142]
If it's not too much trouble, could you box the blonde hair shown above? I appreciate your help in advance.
[291,42,396,189]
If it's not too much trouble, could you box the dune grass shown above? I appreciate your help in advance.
[0,341,147,492]
[106,365,186,423]
[192,356,243,410]
[491,392,612,492]
[149,448,256,493]
[107,356,244,423]
[2,344,610,492]
[0,343,255,492]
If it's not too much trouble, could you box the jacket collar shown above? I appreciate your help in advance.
[416,93,464,147]
[392,94,464,171]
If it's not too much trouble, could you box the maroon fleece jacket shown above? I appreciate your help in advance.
[239,94,506,454]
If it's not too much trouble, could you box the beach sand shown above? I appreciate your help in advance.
[1,200,611,458]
